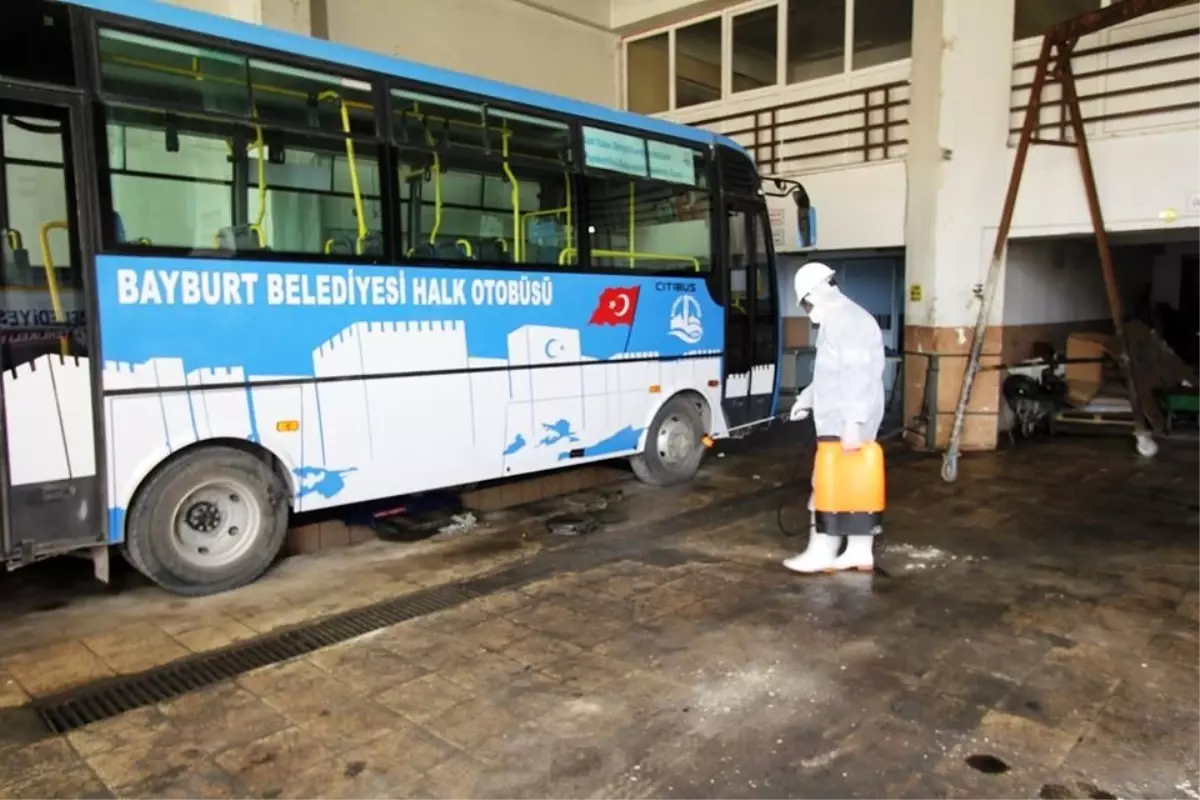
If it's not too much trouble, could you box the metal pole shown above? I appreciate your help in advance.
[1058,50,1155,454]
[940,36,1054,483]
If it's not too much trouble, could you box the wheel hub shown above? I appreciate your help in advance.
[171,481,261,568]
[185,500,223,533]
[656,414,694,467]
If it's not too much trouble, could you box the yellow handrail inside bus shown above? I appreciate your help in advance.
[556,247,699,272]
[106,55,702,270]
[519,206,568,254]
[4,229,21,251]
[37,220,70,356]
[250,113,267,243]
[214,107,267,250]
[429,154,443,245]
[628,179,636,269]
[564,170,573,255]
[104,54,375,116]
[500,124,521,262]
[319,90,371,255]
[455,239,474,258]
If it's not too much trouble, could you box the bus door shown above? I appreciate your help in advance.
[0,83,104,567]
[722,202,779,429]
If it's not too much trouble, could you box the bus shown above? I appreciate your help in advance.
[0,0,784,596]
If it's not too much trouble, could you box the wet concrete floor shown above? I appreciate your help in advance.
[0,428,1196,799]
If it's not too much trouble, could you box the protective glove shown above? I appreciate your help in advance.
[840,420,863,451]
[789,386,814,422]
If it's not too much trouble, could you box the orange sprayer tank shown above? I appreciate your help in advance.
[812,440,886,536]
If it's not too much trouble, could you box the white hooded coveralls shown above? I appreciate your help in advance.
[808,294,886,442]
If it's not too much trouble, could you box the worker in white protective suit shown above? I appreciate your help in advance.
[784,261,886,573]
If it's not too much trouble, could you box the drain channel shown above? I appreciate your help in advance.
[29,479,784,735]
[32,581,478,735]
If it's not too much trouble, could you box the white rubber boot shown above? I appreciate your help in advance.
[831,535,875,572]
[782,528,842,574]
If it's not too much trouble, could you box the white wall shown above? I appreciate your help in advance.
[326,0,619,106]
[1008,5,1200,238]
[612,0,726,31]
[999,236,1197,330]
[1010,129,1200,237]
[1001,238,1110,326]
[165,0,619,106]
[795,161,906,251]
[162,0,270,26]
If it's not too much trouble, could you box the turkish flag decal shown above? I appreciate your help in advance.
[589,286,641,327]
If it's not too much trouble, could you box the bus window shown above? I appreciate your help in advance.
[397,153,572,265]
[97,28,385,258]
[248,60,375,138]
[98,28,251,117]
[585,176,712,273]
[103,105,383,256]
[391,90,569,165]
[0,107,86,362]
[578,126,710,273]
[105,106,235,250]
[391,88,574,266]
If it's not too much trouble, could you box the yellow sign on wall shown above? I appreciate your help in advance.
[909,284,923,302]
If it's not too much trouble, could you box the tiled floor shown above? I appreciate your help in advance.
[0,429,1196,799]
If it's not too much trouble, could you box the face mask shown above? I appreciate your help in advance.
[808,303,827,325]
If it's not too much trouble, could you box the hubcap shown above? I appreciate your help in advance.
[656,414,695,469]
[171,478,262,569]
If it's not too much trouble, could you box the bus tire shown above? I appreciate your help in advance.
[630,395,706,487]
[124,445,289,596]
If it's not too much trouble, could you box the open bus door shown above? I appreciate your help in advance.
[0,81,105,574]
[721,200,779,430]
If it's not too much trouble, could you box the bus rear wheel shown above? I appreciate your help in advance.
[123,445,289,596]
[631,395,706,487]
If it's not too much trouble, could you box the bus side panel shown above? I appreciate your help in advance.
[95,255,729,522]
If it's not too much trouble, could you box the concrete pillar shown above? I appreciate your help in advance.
[902,0,1016,451]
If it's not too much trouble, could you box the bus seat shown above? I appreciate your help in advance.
[324,236,353,256]
[433,240,468,260]
[216,225,265,252]
[527,244,561,266]
[408,243,436,260]
[358,233,384,256]
[476,238,510,264]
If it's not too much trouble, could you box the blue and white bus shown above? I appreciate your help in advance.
[0,0,785,595]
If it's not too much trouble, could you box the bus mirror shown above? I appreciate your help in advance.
[797,206,817,249]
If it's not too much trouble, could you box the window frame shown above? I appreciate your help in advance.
[384,76,580,269]
[575,120,717,276]
[88,13,393,264]
[83,10,731,278]
[729,2,783,96]
[621,0,919,112]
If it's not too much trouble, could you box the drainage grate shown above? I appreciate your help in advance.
[32,582,479,734]
[29,478,785,735]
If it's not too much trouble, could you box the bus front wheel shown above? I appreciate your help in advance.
[123,445,290,596]
[631,395,707,487]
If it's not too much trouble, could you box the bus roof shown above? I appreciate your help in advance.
[62,0,748,156]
